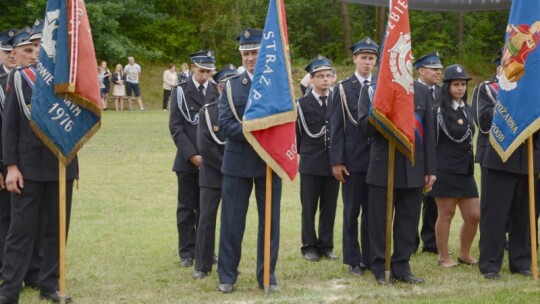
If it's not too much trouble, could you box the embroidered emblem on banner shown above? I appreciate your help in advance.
[388,32,414,94]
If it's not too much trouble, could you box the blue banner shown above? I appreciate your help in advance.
[30,0,101,164]
[490,0,540,162]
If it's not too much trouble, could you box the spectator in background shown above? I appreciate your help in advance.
[98,66,105,108]
[124,56,145,111]
[112,64,126,111]
[100,61,111,110]
[178,62,191,84]
[163,63,178,111]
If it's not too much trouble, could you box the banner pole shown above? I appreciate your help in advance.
[263,165,273,294]
[385,141,395,283]
[59,161,67,304]
[527,137,538,280]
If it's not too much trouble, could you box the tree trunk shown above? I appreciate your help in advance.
[458,11,464,57]
[340,1,352,58]
[376,6,386,43]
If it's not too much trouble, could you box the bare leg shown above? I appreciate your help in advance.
[137,97,145,110]
[435,197,458,267]
[128,97,133,110]
[120,98,124,111]
[103,93,108,109]
[457,197,480,264]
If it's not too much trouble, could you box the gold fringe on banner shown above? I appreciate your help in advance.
[29,119,101,166]
[489,117,540,163]
[54,83,103,116]
[370,108,415,165]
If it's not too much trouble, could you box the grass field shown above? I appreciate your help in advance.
[14,109,540,303]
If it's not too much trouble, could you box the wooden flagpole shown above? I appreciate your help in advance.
[527,137,538,280]
[263,165,273,294]
[385,141,396,283]
[59,161,67,304]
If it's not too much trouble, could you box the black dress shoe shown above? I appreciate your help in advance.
[322,251,339,260]
[0,295,17,304]
[39,290,72,303]
[393,274,425,284]
[359,262,369,271]
[180,257,193,267]
[192,271,208,279]
[303,252,320,261]
[483,272,501,280]
[512,269,532,277]
[348,265,364,276]
[218,283,234,293]
[23,281,39,290]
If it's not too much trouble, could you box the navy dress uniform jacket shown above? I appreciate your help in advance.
[218,72,266,178]
[2,69,77,181]
[359,82,437,188]
[170,78,219,173]
[330,74,369,173]
[197,101,224,189]
[471,79,498,165]
[297,92,332,176]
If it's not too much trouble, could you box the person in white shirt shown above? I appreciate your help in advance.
[124,56,145,111]
[162,63,178,111]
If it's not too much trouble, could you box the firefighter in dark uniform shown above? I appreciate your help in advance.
[477,54,540,280]
[358,71,437,285]
[0,26,77,304]
[412,51,443,254]
[192,64,238,280]
[0,28,17,275]
[170,50,219,268]
[297,56,339,261]
[217,28,281,293]
[330,37,378,276]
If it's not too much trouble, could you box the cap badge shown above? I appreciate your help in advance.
[456,66,462,73]
[228,64,235,70]
[9,30,15,37]
[244,30,250,39]
[366,38,371,44]
[34,19,40,26]
[207,51,213,57]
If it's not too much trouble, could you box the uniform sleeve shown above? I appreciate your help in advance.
[329,84,345,166]
[2,72,21,166]
[218,81,246,142]
[421,88,437,176]
[473,83,495,134]
[197,106,223,173]
[357,84,376,138]
[169,86,198,160]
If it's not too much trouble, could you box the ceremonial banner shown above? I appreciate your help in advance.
[31,0,101,164]
[370,0,415,161]
[490,0,540,162]
[242,0,297,181]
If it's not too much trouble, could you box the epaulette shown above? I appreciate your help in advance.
[228,73,243,80]
[203,100,218,108]
[0,73,7,79]
[338,77,351,85]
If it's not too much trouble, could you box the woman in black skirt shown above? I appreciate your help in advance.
[431,64,480,267]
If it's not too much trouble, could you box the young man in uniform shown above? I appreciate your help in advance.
[297,55,339,261]
[412,51,443,254]
[170,50,219,268]
[192,64,237,279]
[217,28,281,293]
[0,26,77,304]
[358,60,437,285]
[330,37,378,276]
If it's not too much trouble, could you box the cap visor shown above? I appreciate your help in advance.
[423,63,443,69]
[238,43,261,51]
[194,62,215,70]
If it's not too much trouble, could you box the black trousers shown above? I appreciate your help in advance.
[479,168,530,274]
[218,174,281,285]
[0,188,10,273]
[176,171,200,260]
[414,195,438,252]
[194,186,221,273]
[342,173,370,267]
[368,185,422,280]
[163,89,172,109]
[300,174,339,255]
[0,180,72,301]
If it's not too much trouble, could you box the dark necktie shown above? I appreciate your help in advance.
[320,96,327,112]
[363,79,369,87]
[430,88,435,100]
[458,106,467,119]
[198,84,205,97]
